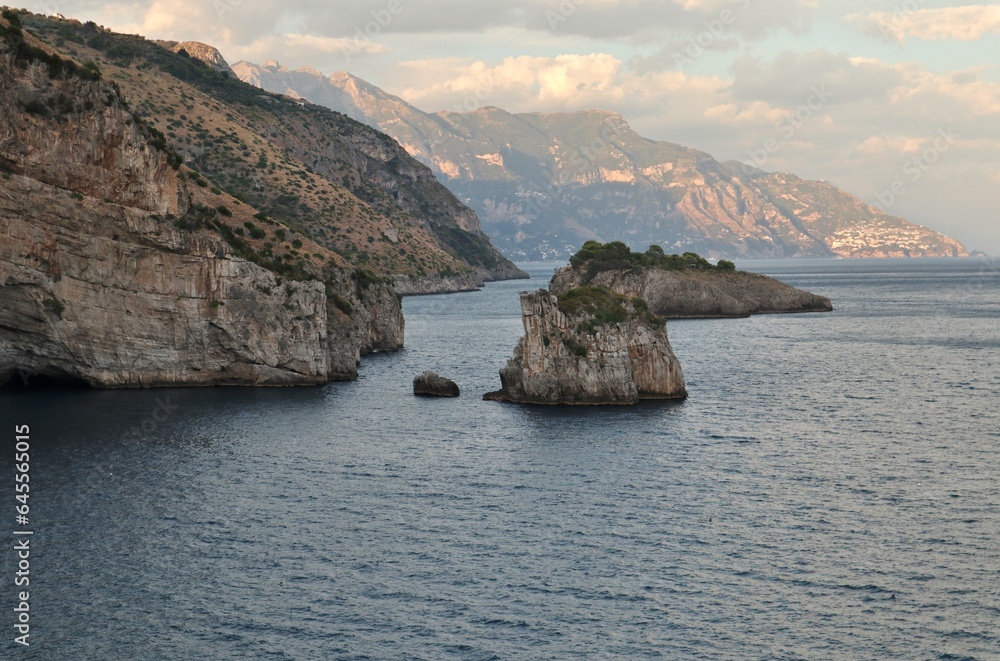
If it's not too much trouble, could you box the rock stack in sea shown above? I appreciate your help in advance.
[413,371,460,397]
[485,288,686,405]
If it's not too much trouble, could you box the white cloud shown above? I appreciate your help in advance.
[729,50,902,106]
[847,5,1000,43]
[854,136,924,157]
[391,53,737,120]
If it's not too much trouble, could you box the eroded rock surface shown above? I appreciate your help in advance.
[485,289,686,405]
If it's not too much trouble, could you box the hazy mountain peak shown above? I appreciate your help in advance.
[234,64,967,260]
[329,70,363,85]
[261,59,288,72]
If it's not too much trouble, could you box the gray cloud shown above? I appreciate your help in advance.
[729,50,903,106]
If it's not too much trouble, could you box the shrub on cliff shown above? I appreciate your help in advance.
[570,241,726,280]
[1,10,100,82]
[557,286,662,334]
[558,286,626,327]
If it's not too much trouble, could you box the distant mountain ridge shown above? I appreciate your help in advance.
[233,60,968,260]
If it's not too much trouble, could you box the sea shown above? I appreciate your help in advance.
[2,258,999,660]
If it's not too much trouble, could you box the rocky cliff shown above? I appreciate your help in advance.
[0,13,402,388]
[549,242,832,319]
[156,40,236,77]
[485,288,686,405]
[233,63,968,261]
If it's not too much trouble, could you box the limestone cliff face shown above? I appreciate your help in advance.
[0,59,186,216]
[392,273,483,296]
[0,26,402,388]
[326,272,404,378]
[485,290,686,405]
[550,266,832,319]
[0,175,334,386]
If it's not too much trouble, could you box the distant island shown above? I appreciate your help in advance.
[551,241,833,318]
[486,242,831,405]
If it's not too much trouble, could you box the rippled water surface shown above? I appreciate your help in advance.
[2,258,999,659]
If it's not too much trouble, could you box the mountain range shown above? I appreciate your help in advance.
[233,61,968,261]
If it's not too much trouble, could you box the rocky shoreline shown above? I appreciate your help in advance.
[484,243,833,406]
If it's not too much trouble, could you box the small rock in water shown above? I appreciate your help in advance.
[413,371,460,398]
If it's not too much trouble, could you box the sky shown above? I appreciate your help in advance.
[21,0,1000,253]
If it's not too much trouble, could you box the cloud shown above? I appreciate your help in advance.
[397,53,634,111]
[23,0,819,46]
[847,5,1000,43]
[729,50,902,106]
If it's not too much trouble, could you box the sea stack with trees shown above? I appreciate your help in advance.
[487,242,832,405]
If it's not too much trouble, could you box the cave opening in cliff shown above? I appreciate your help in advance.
[1,368,92,391]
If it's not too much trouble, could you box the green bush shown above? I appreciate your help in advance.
[355,268,381,292]
[569,241,724,279]
[557,285,662,334]
[557,286,627,333]
[42,296,65,318]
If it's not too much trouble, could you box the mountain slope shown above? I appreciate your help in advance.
[233,62,967,260]
[20,17,524,294]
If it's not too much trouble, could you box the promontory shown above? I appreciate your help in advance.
[551,241,832,318]
[0,11,525,388]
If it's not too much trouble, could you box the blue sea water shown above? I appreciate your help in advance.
[2,258,999,660]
